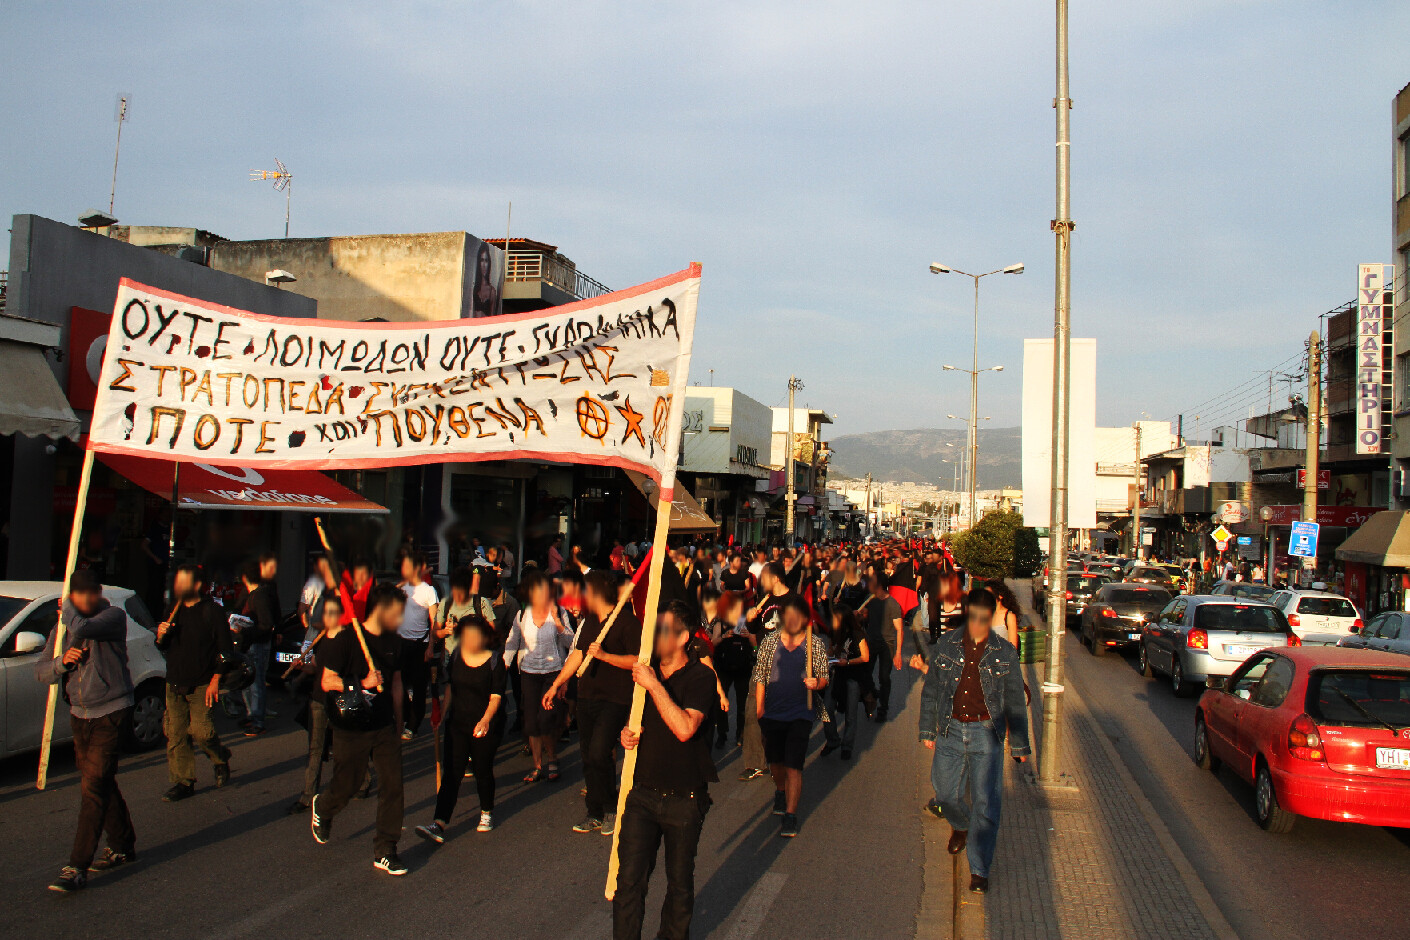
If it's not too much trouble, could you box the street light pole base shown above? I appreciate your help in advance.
[1026,770,1080,793]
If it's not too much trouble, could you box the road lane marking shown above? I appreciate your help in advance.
[718,871,788,940]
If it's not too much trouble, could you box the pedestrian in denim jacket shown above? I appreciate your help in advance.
[918,587,1029,894]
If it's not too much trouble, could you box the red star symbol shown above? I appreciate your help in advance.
[616,396,646,447]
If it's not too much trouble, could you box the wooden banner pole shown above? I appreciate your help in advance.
[805,620,814,709]
[604,491,674,900]
[37,447,96,790]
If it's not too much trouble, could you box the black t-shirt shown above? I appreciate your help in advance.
[575,610,643,705]
[753,591,796,638]
[161,598,232,690]
[318,628,403,730]
[635,659,720,793]
[889,560,918,592]
[720,570,751,593]
[448,651,507,731]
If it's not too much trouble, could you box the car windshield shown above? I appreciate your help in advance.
[1194,604,1284,633]
[1132,568,1171,581]
[1068,576,1107,592]
[0,595,34,626]
[1107,588,1170,606]
[1308,670,1410,729]
[1225,583,1275,599]
[1297,597,1357,618]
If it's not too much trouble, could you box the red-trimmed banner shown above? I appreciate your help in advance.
[88,266,699,480]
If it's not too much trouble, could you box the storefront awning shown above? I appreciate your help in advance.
[0,341,80,441]
[96,453,388,514]
[625,470,718,534]
[1335,510,1410,567]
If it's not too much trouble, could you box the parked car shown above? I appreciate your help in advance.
[1269,590,1363,646]
[1064,571,1113,624]
[1080,582,1173,655]
[1210,580,1278,602]
[0,581,166,757]
[1339,610,1410,656]
[1139,596,1299,697]
[1126,565,1175,587]
[1194,647,1410,832]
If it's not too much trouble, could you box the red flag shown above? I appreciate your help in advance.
[629,547,656,620]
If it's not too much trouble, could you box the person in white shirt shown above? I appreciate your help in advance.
[502,570,575,783]
[398,552,439,741]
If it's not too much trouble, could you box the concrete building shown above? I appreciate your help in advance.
[1091,421,1178,554]
[769,407,833,540]
[677,387,774,542]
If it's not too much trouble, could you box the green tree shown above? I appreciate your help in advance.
[951,509,1040,579]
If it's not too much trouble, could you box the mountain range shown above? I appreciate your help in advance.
[829,427,1022,489]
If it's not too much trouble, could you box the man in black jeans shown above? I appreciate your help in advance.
[546,570,641,836]
[312,583,409,876]
[40,570,138,892]
[613,602,717,940]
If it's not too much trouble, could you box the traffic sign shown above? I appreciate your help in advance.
[1289,520,1320,559]
[1210,524,1233,544]
[1215,540,1228,552]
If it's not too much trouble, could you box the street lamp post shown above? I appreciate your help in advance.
[932,262,1022,530]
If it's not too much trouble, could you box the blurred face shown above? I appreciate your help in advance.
[528,580,552,610]
[452,585,469,604]
[782,605,808,636]
[260,558,278,581]
[71,586,103,616]
[352,565,373,589]
[723,597,743,624]
[967,605,994,635]
[371,598,405,632]
[461,624,488,654]
[702,595,719,620]
[654,614,689,659]
[321,602,343,631]
[173,570,201,600]
[730,556,742,572]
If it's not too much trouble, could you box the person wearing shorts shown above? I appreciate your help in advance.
[503,571,574,783]
[751,596,830,838]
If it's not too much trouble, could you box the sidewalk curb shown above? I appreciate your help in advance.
[915,747,956,938]
[1064,671,1242,940]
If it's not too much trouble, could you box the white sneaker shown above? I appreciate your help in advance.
[477,812,494,832]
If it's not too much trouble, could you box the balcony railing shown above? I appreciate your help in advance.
[506,251,610,301]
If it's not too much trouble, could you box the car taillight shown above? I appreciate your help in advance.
[1285,634,1301,647]
[1186,628,1208,650]
[1352,618,1364,632]
[1287,613,1300,628]
[1100,608,1117,618]
[1065,591,1073,600]
[1288,714,1324,762]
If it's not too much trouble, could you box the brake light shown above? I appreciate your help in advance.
[1286,634,1301,647]
[1352,618,1364,631]
[1287,613,1300,628]
[1100,608,1117,618]
[1065,591,1073,600]
[1186,628,1208,650]
[1288,714,1324,762]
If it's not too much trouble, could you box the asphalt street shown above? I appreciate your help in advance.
[1059,624,1410,940]
[0,672,931,940]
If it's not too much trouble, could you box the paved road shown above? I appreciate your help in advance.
[1,672,932,939]
[1059,624,1410,940]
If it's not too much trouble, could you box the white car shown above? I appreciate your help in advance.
[1269,589,1363,646]
[0,581,167,758]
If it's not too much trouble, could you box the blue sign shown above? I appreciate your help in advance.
[1235,536,1253,546]
[1289,520,1320,559]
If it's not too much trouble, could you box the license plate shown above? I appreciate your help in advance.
[275,652,300,663]
[1375,747,1410,770]
[1225,645,1261,657]
[1127,632,1141,640]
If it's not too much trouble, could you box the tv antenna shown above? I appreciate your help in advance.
[250,158,293,238]
[109,95,130,215]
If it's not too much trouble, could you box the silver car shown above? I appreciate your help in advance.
[0,581,167,757]
[1339,610,1410,657]
[1138,595,1298,697]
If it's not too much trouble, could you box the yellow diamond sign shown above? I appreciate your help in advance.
[1210,524,1232,544]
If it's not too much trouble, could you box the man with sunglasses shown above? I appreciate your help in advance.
[918,587,1029,894]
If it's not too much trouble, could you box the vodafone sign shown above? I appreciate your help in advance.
[97,453,385,513]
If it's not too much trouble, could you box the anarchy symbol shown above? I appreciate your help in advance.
[577,394,611,442]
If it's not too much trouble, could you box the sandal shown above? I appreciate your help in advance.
[546,762,561,782]
[523,767,543,784]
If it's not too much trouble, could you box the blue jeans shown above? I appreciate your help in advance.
[931,720,1004,878]
[242,641,270,727]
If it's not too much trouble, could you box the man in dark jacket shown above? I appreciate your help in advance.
[234,559,279,736]
[918,587,1030,894]
[40,570,137,893]
[156,564,232,801]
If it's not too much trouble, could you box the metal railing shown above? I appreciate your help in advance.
[506,251,610,301]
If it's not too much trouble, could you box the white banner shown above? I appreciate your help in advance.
[89,266,700,483]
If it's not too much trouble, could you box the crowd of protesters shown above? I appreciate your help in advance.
[41,530,1030,933]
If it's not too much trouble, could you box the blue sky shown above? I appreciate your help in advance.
[3,1,1407,437]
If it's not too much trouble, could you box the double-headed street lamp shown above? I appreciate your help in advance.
[931,262,1022,530]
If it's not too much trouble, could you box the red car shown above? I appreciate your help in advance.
[1194,646,1410,832]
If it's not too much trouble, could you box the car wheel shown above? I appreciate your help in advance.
[124,680,166,751]
[1137,641,1153,678]
[1255,762,1295,833]
[1193,717,1220,772]
[1170,657,1192,697]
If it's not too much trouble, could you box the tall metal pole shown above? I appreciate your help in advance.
[109,96,128,216]
[785,376,800,541]
[284,181,291,239]
[1039,0,1074,786]
[1132,423,1142,561]
[969,274,981,529]
[1302,332,1321,586]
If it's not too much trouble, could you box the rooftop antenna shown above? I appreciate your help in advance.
[250,158,293,238]
[109,95,130,215]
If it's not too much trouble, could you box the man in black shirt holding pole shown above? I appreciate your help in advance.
[613,601,718,940]
[155,565,232,802]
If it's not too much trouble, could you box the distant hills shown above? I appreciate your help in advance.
[829,427,1022,489]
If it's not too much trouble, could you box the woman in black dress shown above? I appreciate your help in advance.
[416,616,506,843]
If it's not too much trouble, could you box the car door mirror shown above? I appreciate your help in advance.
[12,631,46,654]
[1205,676,1229,692]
